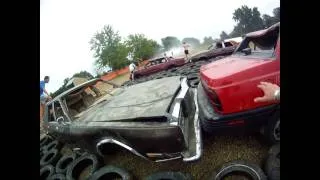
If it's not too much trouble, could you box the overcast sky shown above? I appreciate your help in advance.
[40,0,280,93]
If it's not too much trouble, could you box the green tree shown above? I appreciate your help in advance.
[220,31,230,40]
[273,7,280,21]
[202,36,215,46]
[89,25,129,70]
[125,34,161,62]
[182,37,201,47]
[262,7,280,28]
[161,36,181,51]
[72,71,94,79]
[230,5,264,37]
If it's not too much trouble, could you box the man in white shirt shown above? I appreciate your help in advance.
[129,62,136,81]
[182,42,191,62]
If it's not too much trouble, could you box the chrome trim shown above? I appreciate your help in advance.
[176,78,189,99]
[96,138,149,161]
[155,156,182,162]
[171,78,189,119]
[171,102,181,118]
[183,88,202,162]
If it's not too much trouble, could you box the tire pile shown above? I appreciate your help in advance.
[122,58,221,88]
[40,135,193,180]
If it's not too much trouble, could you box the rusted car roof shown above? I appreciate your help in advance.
[246,22,280,38]
[52,78,101,101]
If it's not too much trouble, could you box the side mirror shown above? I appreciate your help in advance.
[241,48,252,55]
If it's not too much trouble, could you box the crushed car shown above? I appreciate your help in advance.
[43,76,202,162]
[197,22,280,144]
[190,37,242,62]
[133,57,185,79]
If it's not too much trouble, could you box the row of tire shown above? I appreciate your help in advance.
[41,135,279,180]
[122,58,220,87]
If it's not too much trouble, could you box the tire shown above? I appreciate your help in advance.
[40,135,53,147]
[40,150,45,160]
[40,149,62,167]
[169,68,178,72]
[190,80,200,88]
[145,171,192,180]
[210,160,267,180]
[268,143,280,155]
[44,140,63,152]
[187,74,200,88]
[264,144,280,180]
[263,109,280,145]
[48,173,66,180]
[66,153,100,180]
[90,165,132,180]
[56,153,78,174]
[40,165,55,180]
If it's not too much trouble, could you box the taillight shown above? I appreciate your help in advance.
[201,80,223,112]
[207,89,223,112]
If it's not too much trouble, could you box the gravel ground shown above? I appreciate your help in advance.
[99,134,268,179]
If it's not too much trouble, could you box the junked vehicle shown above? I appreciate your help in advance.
[190,37,242,62]
[43,76,201,162]
[197,22,280,144]
[133,57,185,79]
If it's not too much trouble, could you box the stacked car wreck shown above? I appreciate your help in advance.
[43,76,201,162]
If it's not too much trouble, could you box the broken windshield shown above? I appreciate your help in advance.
[234,27,279,59]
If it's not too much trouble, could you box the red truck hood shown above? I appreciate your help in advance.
[200,55,271,88]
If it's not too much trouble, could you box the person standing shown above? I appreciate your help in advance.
[40,76,52,121]
[182,42,191,62]
[129,62,137,81]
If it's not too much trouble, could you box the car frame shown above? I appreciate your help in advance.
[190,38,242,62]
[42,77,202,162]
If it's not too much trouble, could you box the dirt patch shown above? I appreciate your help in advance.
[102,134,268,180]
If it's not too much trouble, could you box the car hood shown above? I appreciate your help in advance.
[200,55,272,88]
[75,76,182,123]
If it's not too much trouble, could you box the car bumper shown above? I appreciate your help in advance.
[197,82,278,133]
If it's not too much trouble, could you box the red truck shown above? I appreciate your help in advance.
[197,22,280,144]
[134,57,185,78]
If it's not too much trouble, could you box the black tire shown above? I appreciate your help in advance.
[190,80,200,88]
[40,165,55,180]
[268,143,280,155]
[40,135,53,147]
[56,153,78,174]
[169,68,178,72]
[40,150,45,160]
[90,165,132,180]
[264,109,280,145]
[264,144,280,180]
[44,140,63,152]
[66,153,100,180]
[210,160,267,180]
[48,173,66,180]
[145,171,192,180]
[40,149,61,167]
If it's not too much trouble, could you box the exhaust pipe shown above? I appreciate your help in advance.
[96,137,149,160]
